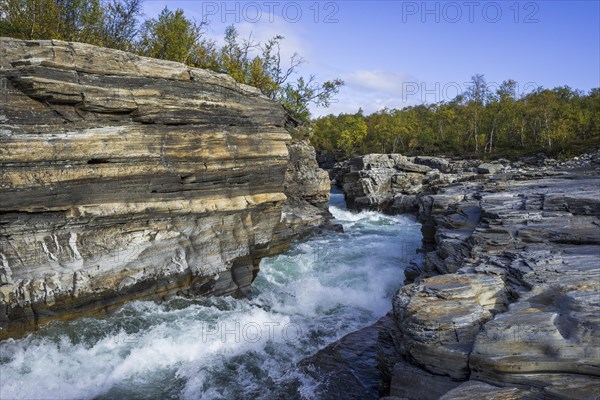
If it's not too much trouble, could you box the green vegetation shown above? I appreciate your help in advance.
[310,75,600,159]
[0,0,143,51]
[0,0,343,122]
[1,2,596,158]
[137,7,203,63]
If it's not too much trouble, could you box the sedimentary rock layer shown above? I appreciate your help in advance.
[336,154,600,399]
[335,154,481,214]
[0,38,295,339]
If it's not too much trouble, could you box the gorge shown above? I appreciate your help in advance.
[1,38,599,400]
[0,189,423,399]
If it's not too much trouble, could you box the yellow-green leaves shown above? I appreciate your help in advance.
[0,0,142,50]
[310,80,599,159]
[138,7,203,64]
[337,115,368,157]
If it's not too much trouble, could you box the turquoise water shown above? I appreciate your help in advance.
[0,190,422,399]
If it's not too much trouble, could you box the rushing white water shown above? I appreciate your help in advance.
[0,190,422,400]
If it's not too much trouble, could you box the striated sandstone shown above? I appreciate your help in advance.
[0,38,331,339]
[392,273,507,380]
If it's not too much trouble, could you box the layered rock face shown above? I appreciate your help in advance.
[0,38,330,339]
[268,140,340,255]
[335,154,480,214]
[336,154,600,399]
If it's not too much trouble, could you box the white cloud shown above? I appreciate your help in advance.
[311,83,421,117]
[311,69,422,117]
[342,70,417,95]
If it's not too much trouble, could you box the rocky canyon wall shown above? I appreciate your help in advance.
[0,38,330,339]
[335,154,600,399]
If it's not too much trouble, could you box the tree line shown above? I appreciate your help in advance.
[0,0,343,122]
[310,75,599,159]
[2,2,597,159]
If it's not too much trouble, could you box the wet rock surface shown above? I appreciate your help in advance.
[333,152,600,399]
[299,317,386,400]
[0,38,333,339]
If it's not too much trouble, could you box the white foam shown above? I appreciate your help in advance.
[0,192,423,399]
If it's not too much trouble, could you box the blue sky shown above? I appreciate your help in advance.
[142,1,600,115]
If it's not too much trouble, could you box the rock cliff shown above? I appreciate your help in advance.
[0,38,331,339]
[335,154,600,399]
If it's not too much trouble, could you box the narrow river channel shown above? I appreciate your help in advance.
[0,190,422,400]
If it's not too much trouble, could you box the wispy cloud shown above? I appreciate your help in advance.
[342,70,416,95]
[310,69,421,116]
[311,83,420,117]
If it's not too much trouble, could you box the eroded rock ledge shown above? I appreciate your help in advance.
[0,38,332,339]
[334,154,600,399]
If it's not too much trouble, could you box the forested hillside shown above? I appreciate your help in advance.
[2,1,597,159]
[310,75,599,159]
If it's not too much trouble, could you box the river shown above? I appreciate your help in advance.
[0,190,422,400]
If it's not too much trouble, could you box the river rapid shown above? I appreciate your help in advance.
[0,190,422,400]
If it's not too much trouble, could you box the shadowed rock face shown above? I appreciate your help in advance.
[337,153,600,399]
[0,38,330,339]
